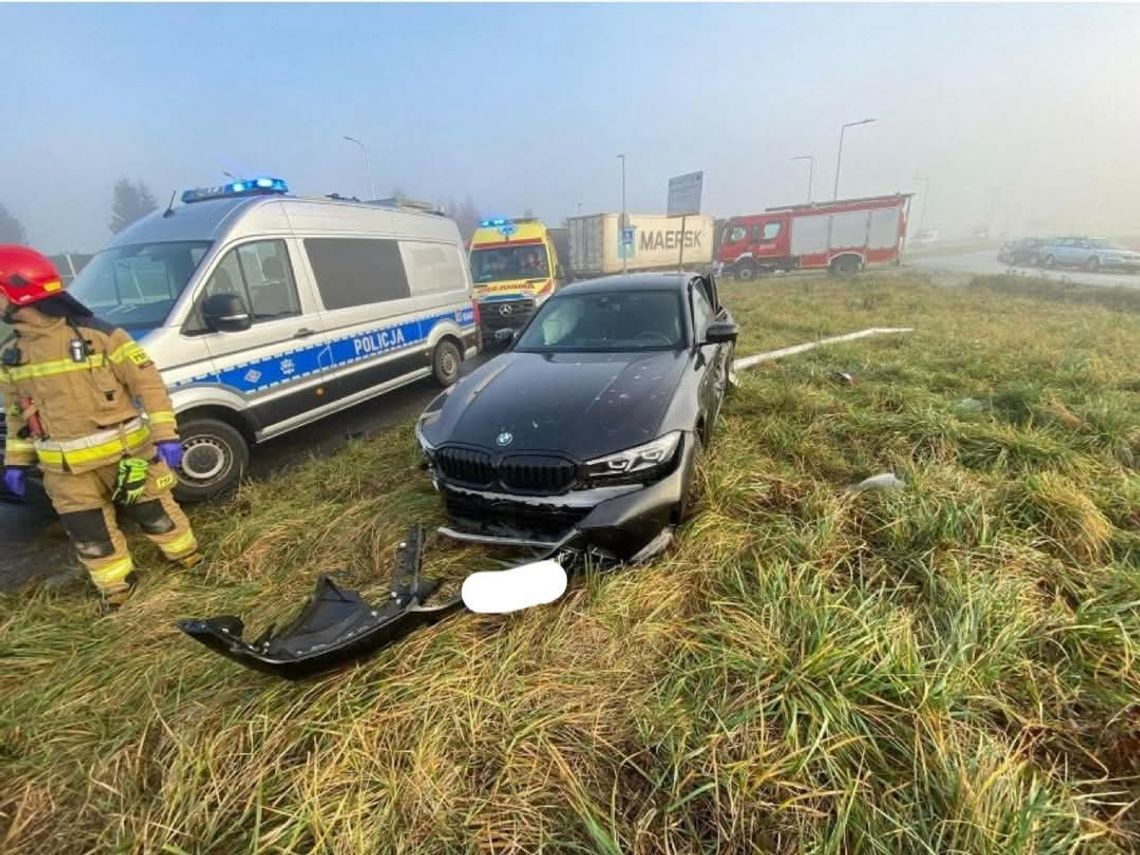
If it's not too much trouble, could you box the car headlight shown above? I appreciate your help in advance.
[415,415,438,455]
[584,431,682,480]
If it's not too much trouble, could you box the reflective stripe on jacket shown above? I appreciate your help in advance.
[1,309,178,474]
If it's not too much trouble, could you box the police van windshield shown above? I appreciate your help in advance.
[68,241,212,331]
[470,245,550,284]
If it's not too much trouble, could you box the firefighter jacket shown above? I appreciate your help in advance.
[1,308,178,474]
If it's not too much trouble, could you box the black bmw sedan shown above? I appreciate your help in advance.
[415,273,737,559]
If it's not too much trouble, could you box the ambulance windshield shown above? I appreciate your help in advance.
[68,241,213,331]
[470,245,550,284]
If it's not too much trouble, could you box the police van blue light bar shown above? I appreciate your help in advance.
[181,177,289,205]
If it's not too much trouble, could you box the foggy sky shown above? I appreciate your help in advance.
[3,3,1139,253]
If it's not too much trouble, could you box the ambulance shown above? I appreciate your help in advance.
[468,218,562,342]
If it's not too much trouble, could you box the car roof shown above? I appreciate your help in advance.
[555,272,702,296]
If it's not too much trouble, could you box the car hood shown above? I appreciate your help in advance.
[423,350,688,460]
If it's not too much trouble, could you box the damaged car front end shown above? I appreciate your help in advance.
[419,420,700,559]
[416,273,735,559]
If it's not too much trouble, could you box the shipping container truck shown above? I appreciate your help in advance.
[716,194,912,279]
[567,213,715,278]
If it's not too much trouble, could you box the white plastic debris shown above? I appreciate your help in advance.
[953,397,985,416]
[852,472,907,492]
[830,370,856,386]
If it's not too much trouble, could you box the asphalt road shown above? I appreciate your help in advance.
[907,248,1140,289]
[0,353,490,592]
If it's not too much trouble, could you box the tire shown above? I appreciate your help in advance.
[674,433,705,524]
[831,255,860,277]
[174,418,249,503]
[1043,254,1056,269]
[1086,256,1100,273]
[734,261,758,282]
[432,338,462,387]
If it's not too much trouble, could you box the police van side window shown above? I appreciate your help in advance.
[236,242,301,320]
[401,241,466,295]
[186,240,299,333]
[305,238,411,311]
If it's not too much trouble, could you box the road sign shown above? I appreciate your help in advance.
[621,227,634,246]
[667,171,703,217]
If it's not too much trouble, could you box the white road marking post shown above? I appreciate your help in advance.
[732,327,914,372]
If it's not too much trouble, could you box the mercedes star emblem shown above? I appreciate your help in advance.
[499,304,513,316]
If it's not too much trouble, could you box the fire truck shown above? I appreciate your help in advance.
[716,194,913,279]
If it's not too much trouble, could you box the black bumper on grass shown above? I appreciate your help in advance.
[178,527,461,680]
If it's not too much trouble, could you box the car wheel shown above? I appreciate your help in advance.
[1086,256,1100,273]
[432,339,462,387]
[831,255,860,277]
[174,418,249,503]
[1043,254,1056,269]
[735,261,758,282]
[674,433,704,524]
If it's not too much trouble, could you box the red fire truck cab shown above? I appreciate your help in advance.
[716,194,912,279]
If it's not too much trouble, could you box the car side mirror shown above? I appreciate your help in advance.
[703,321,738,345]
[201,292,252,333]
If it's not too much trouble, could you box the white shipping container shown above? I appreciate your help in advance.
[567,213,715,277]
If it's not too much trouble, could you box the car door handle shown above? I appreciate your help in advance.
[293,328,318,339]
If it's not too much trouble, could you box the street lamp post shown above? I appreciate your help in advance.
[342,135,377,201]
[790,155,814,204]
[913,176,930,232]
[833,118,876,200]
[618,153,628,273]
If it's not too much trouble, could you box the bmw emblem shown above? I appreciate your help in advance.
[496,431,513,447]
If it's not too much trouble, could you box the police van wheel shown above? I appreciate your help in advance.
[173,418,249,503]
[432,339,462,387]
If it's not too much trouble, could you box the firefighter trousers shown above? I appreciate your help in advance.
[41,448,199,596]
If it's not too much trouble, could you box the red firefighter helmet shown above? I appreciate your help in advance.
[0,245,66,307]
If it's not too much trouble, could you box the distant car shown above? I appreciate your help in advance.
[1038,237,1140,273]
[416,272,737,559]
[998,237,1044,266]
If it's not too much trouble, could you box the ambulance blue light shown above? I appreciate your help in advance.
[480,218,510,228]
[181,177,289,204]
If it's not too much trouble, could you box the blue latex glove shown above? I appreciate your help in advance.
[4,466,27,498]
[156,441,183,471]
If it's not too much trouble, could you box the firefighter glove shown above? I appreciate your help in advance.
[4,466,28,498]
[156,441,183,471]
[111,457,150,505]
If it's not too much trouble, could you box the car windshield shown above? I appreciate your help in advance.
[68,241,212,330]
[1088,238,1116,249]
[515,290,685,353]
[470,245,550,283]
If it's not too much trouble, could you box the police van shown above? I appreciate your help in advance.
[61,178,478,500]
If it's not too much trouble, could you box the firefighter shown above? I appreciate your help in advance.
[0,246,201,610]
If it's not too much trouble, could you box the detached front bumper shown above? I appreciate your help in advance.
[434,432,698,558]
